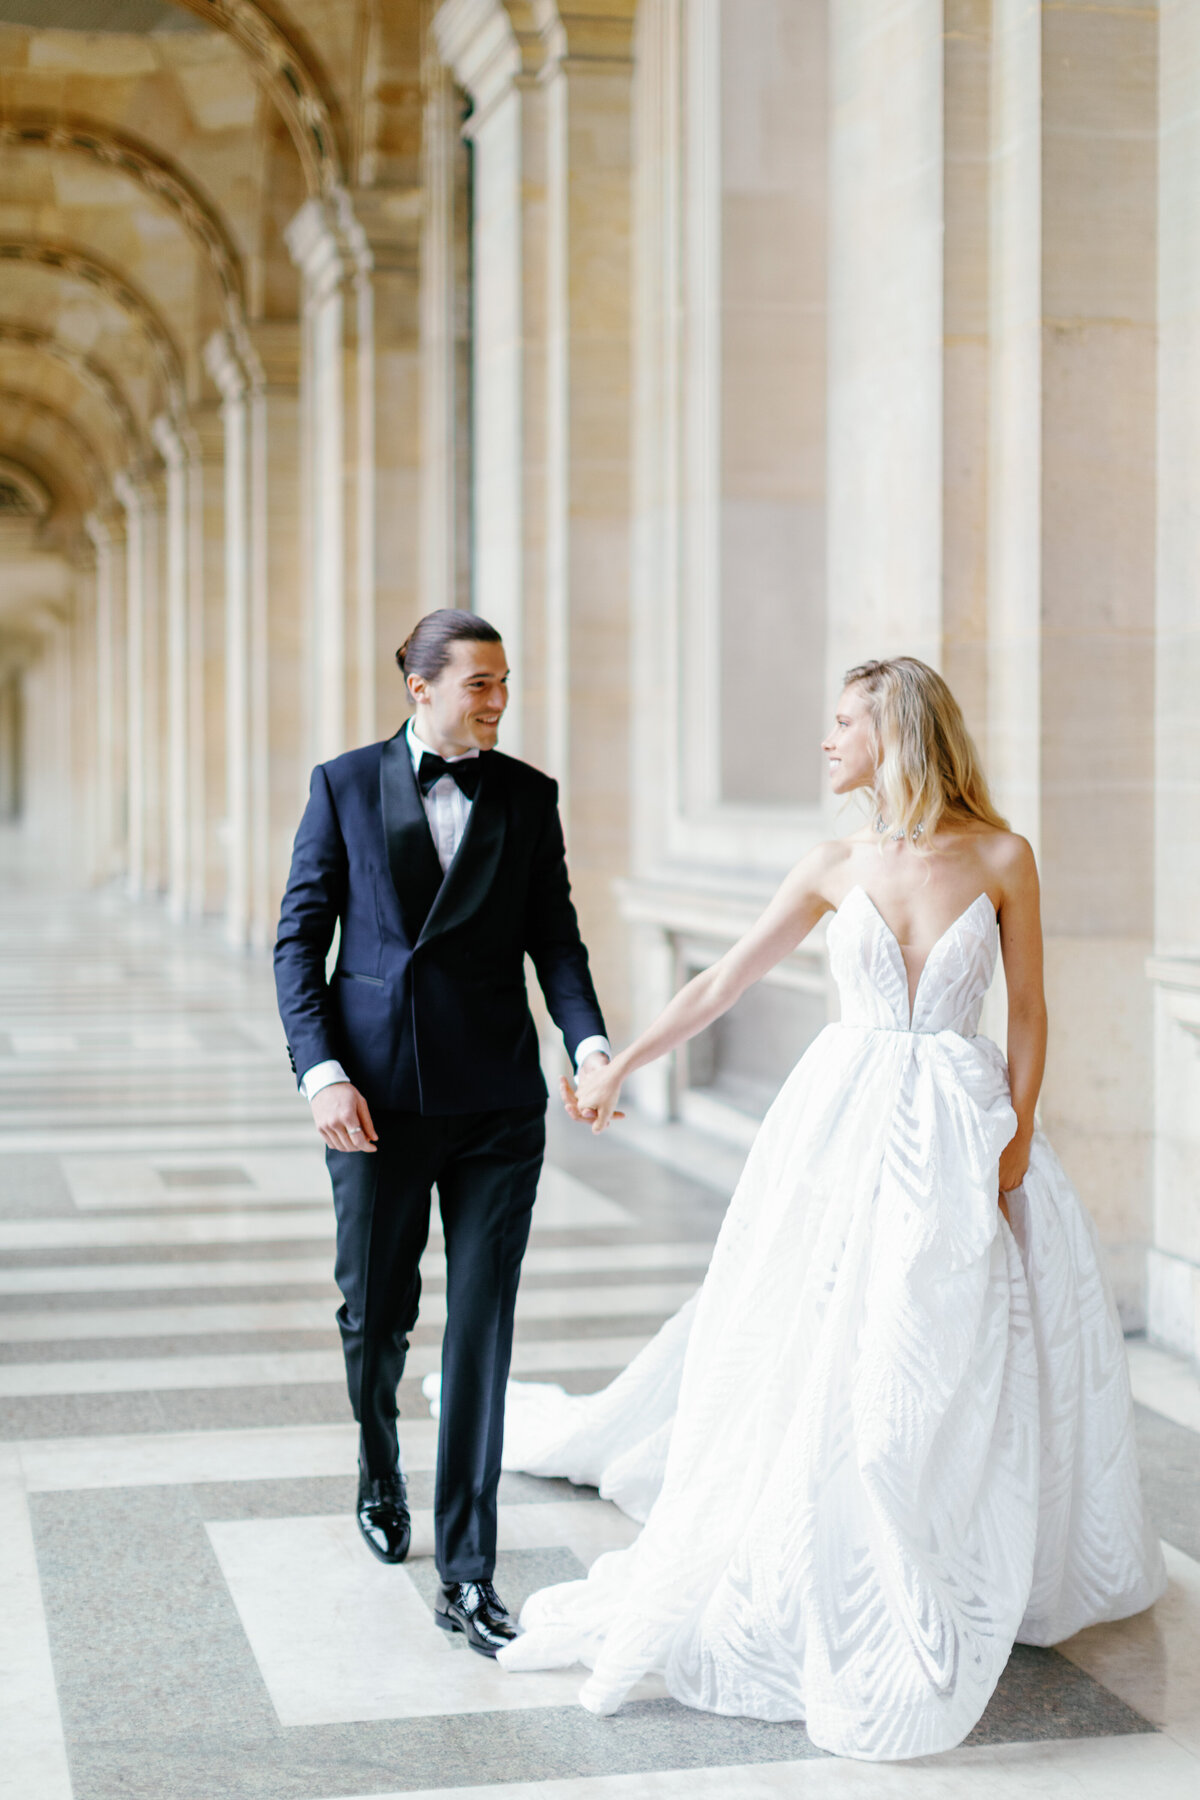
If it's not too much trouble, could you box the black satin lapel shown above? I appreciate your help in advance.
[379,731,444,943]
[418,754,506,947]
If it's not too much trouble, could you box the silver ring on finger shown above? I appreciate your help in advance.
[349,1127,363,1136]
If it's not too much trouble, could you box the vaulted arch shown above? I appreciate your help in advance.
[0,113,246,319]
[0,322,141,460]
[0,241,186,416]
[169,0,347,195]
[0,388,109,504]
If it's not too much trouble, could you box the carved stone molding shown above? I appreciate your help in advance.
[434,0,545,123]
[0,241,186,417]
[169,0,346,196]
[0,113,246,319]
[0,322,141,457]
[0,387,107,499]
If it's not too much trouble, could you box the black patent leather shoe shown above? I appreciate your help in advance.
[434,1580,518,1657]
[356,1470,411,1564]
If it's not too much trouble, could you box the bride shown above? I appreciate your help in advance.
[437,656,1166,1760]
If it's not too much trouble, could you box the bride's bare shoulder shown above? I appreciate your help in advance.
[972,826,1038,896]
[786,837,862,905]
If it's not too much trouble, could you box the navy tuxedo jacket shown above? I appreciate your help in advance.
[273,730,607,1116]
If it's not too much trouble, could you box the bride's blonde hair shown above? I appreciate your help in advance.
[843,656,1009,844]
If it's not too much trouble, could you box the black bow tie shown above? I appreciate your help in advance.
[417,752,481,799]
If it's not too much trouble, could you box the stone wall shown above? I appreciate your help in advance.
[0,0,1196,1360]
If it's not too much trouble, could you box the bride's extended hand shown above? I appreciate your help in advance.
[559,1063,625,1133]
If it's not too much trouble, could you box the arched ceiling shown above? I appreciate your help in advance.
[0,0,422,637]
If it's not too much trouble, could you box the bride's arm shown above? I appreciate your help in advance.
[996,835,1048,1191]
[570,850,836,1132]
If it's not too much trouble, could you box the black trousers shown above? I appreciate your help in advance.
[326,1103,545,1583]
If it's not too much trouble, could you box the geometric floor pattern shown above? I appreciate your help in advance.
[1,846,1198,1799]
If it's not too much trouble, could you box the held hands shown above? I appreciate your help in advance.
[311,1081,378,1153]
[560,1051,625,1134]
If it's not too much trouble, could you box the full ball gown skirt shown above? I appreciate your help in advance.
[426,886,1166,1760]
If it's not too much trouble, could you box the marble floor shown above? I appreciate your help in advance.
[0,851,1198,1800]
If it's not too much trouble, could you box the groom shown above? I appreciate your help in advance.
[274,608,610,1655]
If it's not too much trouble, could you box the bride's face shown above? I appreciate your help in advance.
[821,686,878,795]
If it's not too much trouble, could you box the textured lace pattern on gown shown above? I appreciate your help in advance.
[448,886,1165,1760]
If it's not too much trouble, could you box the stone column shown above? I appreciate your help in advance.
[113,470,158,899]
[187,405,227,918]
[84,510,127,882]
[354,191,424,738]
[434,0,550,760]
[826,0,944,688]
[988,0,1158,1326]
[151,416,192,917]
[244,321,304,945]
[205,334,252,946]
[286,195,375,764]
[144,470,169,896]
[420,44,473,616]
[1148,0,1200,1362]
[69,563,99,882]
[941,0,992,727]
[535,0,635,1032]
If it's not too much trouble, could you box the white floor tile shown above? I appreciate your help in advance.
[0,1334,650,1397]
[0,1282,696,1344]
[207,1504,651,1725]
[0,1124,319,1154]
[0,1477,73,1800]
[0,1208,334,1252]
[1058,1541,1200,1757]
[18,1421,375,1491]
[0,1240,713,1297]
[0,1256,339,1295]
[60,1150,334,1210]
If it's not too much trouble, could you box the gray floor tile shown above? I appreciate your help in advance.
[1135,1402,1200,1560]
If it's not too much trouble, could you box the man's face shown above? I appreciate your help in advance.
[408,638,510,756]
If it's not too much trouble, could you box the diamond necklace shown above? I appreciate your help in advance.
[874,812,924,843]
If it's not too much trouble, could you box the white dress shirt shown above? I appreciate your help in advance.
[300,718,609,1100]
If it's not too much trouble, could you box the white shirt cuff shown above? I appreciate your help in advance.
[574,1035,611,1073]
[300,1059,350,1101]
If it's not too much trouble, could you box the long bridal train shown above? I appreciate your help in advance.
[426,886,1165,1761]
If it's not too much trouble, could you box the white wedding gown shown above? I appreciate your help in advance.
[428,885,1166,1760]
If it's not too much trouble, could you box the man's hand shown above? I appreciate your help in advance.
[311,1081,378,1153]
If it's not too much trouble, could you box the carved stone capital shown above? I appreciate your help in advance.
[204,331,249,407]
[434,0,545,124]
[285,189,371,302]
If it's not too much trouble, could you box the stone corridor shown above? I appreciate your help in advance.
[0,846,1197,1799]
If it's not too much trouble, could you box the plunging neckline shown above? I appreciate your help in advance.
[842,886,996,1029]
